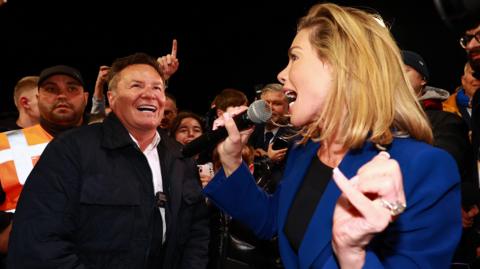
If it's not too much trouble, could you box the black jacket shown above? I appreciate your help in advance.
[425,109,479,188]
[7,114,209,269]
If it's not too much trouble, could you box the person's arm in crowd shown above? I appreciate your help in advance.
[157,39,179,87]
[90,65,110,115]
[266,142,288,163]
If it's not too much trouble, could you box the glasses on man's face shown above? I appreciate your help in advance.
[460,31,480,48]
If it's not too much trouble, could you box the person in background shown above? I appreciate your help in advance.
[0,65,89,266]
[403,50,478,187]
[248,83,295,193]
[12,76,40,130]
[7,52,209,269]
[160,93,178,130]
[88,39,180,125]
[0,76,40,132]
[88,65,111,124]
[460,22,480,74]
[460,22,480,167]
[204,3,461,268]
[402,50,480,267]
[171,111,204,146]
[402,50,449,106]
[169,111,213,187]
[444,62,480,130]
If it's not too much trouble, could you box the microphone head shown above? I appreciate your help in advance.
[247,100,272,124]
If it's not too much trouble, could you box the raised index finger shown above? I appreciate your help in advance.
[332,168,382,221]
[171,39,177,57]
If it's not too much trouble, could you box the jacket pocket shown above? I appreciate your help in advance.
[176,178,205,246]
[78,175,140,251]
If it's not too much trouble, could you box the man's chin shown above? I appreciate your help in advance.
[52,114,80,126]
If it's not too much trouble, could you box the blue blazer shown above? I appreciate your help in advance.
[204,138,462,268]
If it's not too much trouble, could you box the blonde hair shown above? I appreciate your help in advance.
[297,3,432,147]
[13,76,39,107]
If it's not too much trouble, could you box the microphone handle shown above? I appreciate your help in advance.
[182,128,228,158]
[181,113,253,158]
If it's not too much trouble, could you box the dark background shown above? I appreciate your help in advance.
[0,0,470,116]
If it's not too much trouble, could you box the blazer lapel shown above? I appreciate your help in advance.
[277,141,320,268]
[298,142,378,269]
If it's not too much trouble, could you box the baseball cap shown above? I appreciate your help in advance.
[401,50,430,82]
[38,65,85,87]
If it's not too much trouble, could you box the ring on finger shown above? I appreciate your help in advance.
[379,199,406,216]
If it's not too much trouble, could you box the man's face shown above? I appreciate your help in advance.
[261,91,288,125]
[160,97,177,129]
[462,64,480,99]
[108,64,166,134]
[404,66,426,96]
[463,24,480,71]
[37,74,88,127]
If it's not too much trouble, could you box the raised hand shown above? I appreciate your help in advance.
[331,152,406,269]
[157,39,179,81]
[213,107,254,176]
[267,143,287,162]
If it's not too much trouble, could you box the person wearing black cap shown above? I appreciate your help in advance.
[0,64,88,263]
[402,50,480,267]
[401,50,451,106]
[35,65,88,134]
[402,50,476,184]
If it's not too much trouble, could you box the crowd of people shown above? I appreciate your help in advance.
[0,2,479,269]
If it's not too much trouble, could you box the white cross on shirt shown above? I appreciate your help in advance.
[0,130,49,185]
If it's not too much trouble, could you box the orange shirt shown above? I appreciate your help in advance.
[0,124,52,211]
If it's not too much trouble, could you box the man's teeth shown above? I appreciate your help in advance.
[137,105,157,112]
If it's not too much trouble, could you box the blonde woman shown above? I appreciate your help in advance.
[204,3,461,269]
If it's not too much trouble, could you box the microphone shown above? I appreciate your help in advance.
[182,100,272,157]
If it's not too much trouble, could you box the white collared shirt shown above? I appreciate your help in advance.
[129,131,165,242]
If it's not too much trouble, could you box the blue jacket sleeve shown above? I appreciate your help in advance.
[203,162,280,239]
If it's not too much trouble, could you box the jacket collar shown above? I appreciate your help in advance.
[101,113,137,150]
[278,140,379,268]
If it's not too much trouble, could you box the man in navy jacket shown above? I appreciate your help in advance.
[7,53,209,268]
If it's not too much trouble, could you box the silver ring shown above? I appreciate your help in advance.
[380,199,406,216]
